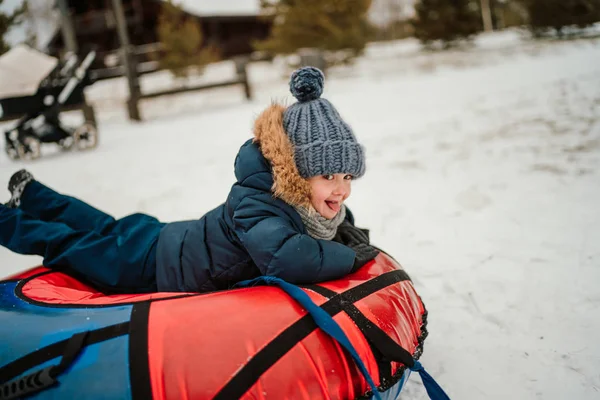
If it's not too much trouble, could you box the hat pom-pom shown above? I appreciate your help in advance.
[289,67,324,102]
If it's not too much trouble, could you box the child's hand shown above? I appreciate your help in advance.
[334,221,370,246]
[333,221,379,271]
[350,243,380,272]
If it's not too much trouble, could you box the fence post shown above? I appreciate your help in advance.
[56,0,78,54]
[124,45,141,120]
[111,0,141,121]
[234,56,252,100]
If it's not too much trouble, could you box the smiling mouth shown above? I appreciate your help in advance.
[325,200,341,212]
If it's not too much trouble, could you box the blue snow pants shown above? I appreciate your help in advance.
[0,181,164,293]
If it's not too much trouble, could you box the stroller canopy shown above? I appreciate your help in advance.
[0,45,58,99]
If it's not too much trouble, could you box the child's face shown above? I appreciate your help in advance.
[306,174,353,219]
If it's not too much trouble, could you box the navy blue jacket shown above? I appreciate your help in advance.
[155,139,356,292]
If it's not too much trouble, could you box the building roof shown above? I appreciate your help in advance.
[167,0,262,17]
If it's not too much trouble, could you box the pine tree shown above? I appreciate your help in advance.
[525,0,600,37]
[411,0,482,47]
[254,0,373,62]
[0,0,27,55]
[156,0,217,79]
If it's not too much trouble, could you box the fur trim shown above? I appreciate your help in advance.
[253,103,312,209]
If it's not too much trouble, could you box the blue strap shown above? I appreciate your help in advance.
[409,360,451,400]
[237,276,383,400]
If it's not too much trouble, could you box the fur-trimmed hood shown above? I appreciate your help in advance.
[252,103,312,209]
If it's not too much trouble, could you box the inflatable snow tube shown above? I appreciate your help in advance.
[0,253,428,400]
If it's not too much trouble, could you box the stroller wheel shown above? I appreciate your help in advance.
[5,145,19,160]
[74,123,98,150]
[16,137,41,160]
[58,137,75,151]
[5,130,20,160]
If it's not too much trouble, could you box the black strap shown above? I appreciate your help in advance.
[51,331,90,378]
[129,302,153,400]
[307,284,415,366]
[305,284,417,390]
[0,321,129,384]
[0,330,90,400]
[213,269,409,400]
[304,284,391,386]
[343,305,415,367]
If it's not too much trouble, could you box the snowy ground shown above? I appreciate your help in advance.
[1,31,600,399]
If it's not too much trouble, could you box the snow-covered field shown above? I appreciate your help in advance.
[1,31,599,399]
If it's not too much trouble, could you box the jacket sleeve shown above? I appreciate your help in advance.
[232,196,356,284]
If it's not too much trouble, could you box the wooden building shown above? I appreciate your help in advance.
[47,0,272,72]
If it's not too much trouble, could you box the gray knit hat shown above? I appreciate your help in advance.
[283,67,366,179]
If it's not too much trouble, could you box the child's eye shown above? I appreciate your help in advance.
[344,174,354,180]
[323,174,334,180]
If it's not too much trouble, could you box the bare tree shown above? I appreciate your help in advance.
[0,0,27,54]
[480,0,494,31]
[20,0,59,50]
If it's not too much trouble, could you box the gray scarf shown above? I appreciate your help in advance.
[293,204,346,241]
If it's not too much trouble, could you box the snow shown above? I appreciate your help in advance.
[1,32,600,399]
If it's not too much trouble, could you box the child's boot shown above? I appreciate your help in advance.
[6,169,34,208]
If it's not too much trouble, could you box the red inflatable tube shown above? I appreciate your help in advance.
[8,253,427,399]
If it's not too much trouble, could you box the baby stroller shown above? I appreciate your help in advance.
[0,45,98,160]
